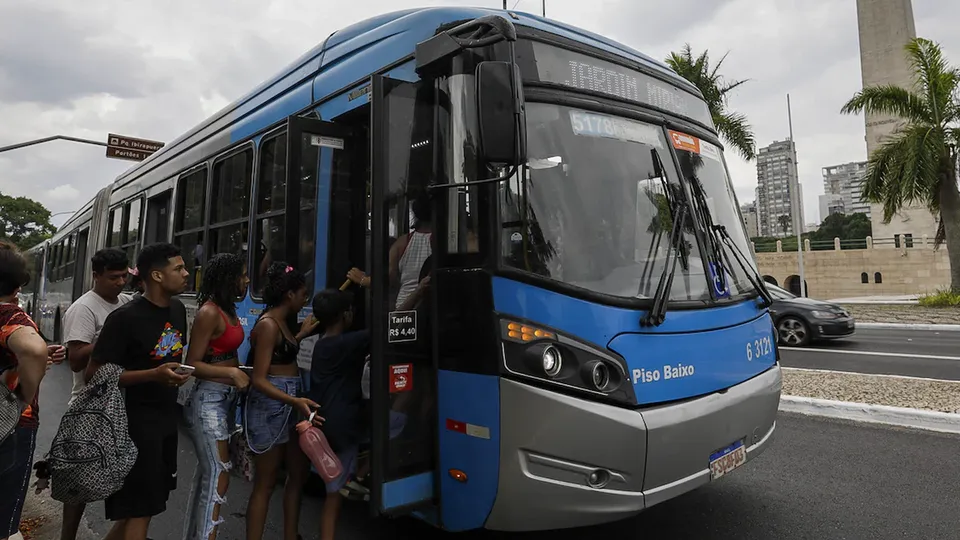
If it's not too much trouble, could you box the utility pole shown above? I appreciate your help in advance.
[786,94,807,297]
[542,0,546,16]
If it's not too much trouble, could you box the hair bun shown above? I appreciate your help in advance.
[266,261,291,280]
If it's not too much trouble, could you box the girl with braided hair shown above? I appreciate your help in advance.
[181,253,251,539]
[244,262,322,540]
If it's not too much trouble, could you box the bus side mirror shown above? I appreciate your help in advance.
[476,61,526,167]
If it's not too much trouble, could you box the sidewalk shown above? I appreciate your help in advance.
[835,303,960,326]
[13,488,97,540]
[828,294,919,305]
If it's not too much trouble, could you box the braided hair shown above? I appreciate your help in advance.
[262,261,306,313]
[197,253,246,318]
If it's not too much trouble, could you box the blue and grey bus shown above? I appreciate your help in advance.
[26,7,781,532]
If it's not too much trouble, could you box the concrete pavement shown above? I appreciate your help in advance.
[780,327,960,380]
[17,364,960,539]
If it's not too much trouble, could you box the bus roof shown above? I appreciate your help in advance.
[107,7,694,192]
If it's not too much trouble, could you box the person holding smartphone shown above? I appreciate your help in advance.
[84,243,193,540]
[244,262,321,540]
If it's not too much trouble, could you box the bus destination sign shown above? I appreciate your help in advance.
[105,133,165,162]
[529,41,714,128]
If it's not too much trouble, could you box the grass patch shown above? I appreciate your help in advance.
[918,289,960,307]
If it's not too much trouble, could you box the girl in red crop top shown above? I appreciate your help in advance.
[181,253,251,540]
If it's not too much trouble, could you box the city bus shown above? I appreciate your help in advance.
[26,7,781,532]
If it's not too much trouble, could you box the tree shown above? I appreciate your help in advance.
[777,214,791,235]
[841,37,960,292]
[0,192,56,251]
[665,44,756,160]
[813,212,872,242]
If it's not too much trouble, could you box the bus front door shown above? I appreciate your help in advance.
[368,74,439,519]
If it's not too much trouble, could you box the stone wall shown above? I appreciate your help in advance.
[754,237,950,299]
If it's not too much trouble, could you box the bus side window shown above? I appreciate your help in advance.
[121,198,142,263]
[64,234,76,278]
[108,207,123,247]
[209,149,253,262]
[253,133,287,297]
[173,167,208,292]
[48,242,60,282]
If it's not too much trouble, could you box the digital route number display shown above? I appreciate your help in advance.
[529,41,714,128]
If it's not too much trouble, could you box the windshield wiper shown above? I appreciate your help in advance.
[640,203,688,327]
[684,172,772,308]
[712,224,773,308]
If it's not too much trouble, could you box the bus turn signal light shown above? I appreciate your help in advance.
[449,469,468,483]
[504,321,554,342]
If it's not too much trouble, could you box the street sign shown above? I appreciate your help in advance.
[106,147,152,161]
[105,133,164,162]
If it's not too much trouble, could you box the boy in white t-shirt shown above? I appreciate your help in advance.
[59,248,132,540]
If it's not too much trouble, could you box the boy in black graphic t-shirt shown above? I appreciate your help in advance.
[85,243,192,540]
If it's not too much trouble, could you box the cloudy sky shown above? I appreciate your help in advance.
[1,0,958,228]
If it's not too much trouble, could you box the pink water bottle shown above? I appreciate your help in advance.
[296,412,343,482]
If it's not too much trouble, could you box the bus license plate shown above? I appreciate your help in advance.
[709,440,746,480]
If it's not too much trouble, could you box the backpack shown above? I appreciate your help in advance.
[0,368,24,444]
[46,363,138,504]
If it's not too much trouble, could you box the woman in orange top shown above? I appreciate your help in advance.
[0,241,64,540]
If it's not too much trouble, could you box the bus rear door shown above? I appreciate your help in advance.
[368,74,439,519]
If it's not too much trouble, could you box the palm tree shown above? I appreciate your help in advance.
[665,44,756,161]
[841,37,960,292]
[777,214,791,236]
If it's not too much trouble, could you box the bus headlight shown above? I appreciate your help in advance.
[499,317,636,406]
[586,360,610,391]
[542,345,562,377]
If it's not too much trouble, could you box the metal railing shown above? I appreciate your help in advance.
[751,235,938,254]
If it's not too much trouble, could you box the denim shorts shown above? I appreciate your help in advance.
[244,375,301,454]
[184,380,238,441]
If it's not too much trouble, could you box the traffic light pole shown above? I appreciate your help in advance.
[0,135,107,155]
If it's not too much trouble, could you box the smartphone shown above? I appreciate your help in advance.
[174,364,196,375]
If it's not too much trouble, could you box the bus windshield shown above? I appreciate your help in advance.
[500,103,711,301]
[671,133,759,297]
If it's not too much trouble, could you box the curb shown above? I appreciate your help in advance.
[779,395,960,435]
[855,322,960,332]
[836,301,918,305]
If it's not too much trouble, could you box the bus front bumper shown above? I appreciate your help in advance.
[484,364,782,532]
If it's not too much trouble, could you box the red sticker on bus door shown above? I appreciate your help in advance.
[389,364,413,393]
[668,130,700,153]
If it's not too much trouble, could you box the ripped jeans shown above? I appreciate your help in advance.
[182,380,239,540]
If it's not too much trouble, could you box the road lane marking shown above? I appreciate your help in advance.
[782,366,960,384]
[780,347,960,362]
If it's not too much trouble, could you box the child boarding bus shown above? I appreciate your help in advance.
[26,7,781,532]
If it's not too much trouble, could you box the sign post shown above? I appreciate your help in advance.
[105,134,165,162]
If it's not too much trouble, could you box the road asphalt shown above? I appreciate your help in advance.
[18,362,960,540]
[779,327,960,380]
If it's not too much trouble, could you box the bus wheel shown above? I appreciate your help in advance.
[777,317,809,347]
